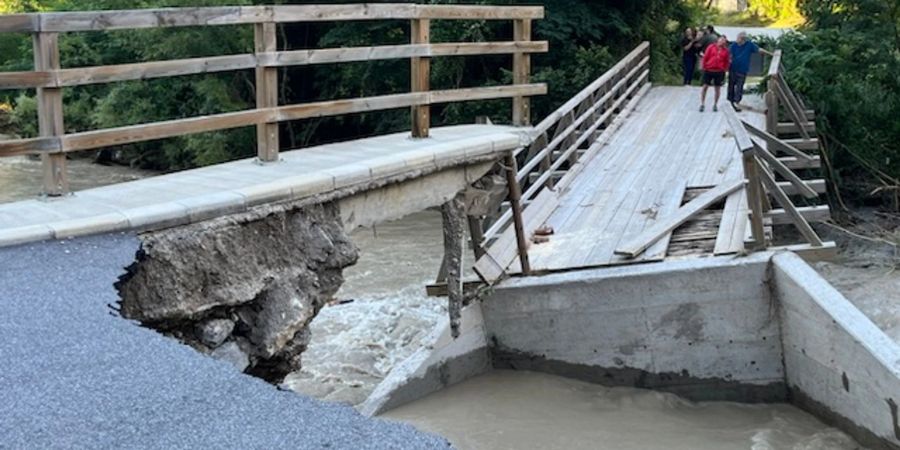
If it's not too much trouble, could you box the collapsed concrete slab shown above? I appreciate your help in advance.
[117,201,358,379]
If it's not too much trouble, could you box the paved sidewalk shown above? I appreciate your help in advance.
[0,234,448,449]
[0,124,524,248]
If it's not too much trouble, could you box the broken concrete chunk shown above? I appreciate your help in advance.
[211,342,250,372]
[245,278,316,359]
[116,202,359,380]
[196,318,235,348]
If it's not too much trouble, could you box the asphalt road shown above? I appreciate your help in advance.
[0,233,449,449]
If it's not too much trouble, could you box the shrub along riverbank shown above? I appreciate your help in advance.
[759,0,900,213]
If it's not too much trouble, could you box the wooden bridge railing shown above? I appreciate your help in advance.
[0,4,548,196]
[724,85,825,252]
[472,42,651,282]
[765,50,813,140]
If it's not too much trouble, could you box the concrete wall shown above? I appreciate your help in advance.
[482,254,787,402]
[359,304,490,417]
[773,252,900,449]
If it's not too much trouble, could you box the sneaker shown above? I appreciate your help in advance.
[732,102,742,112]
[699,105,705,112]
[713,105,718,112]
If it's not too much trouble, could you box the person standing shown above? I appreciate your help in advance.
[728,32,773,112]
[681,28,700,85]
[700,35,731,112]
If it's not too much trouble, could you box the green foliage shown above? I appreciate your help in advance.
[762,0,900,205]
[749,0,803,26]
[0,0,702,171]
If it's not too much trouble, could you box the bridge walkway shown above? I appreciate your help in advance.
[522,86,761,273]
[0,125,524,247]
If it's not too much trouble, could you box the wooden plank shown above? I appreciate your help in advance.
[531,42,649,137]
[743,121,814,161]
[714,187,748,255]
[410,18,431,138]
[777,121,816,135]
[767,205,831,224]
[521,71,648,200]
[0,42,550,90]
[757,158,824,246]
[474,188,558,282]
[9,5,544,33]
[0,14,40,33]
[0,136,61,156]
[512,19,532,126]
[773,75,811,140]
[34,32,68,196]
[615,179,745,258]
[768,241,837,263]
[783,138,819,151]
[255,22,279,162]
[516,59,648,183]
[261,41,548,67]
[780,155,821,170]
[779,179,826,195]
[48,84,544,153]
[767,50,782,78]
[505,153,531,275]
[753,142,819,199]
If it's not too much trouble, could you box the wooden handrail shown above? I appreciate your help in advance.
[0,5,545,33]
[481,42,651,244]
[0,4,548,196]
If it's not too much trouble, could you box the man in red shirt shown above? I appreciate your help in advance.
[700,35,731,112]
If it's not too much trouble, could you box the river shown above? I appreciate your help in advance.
[0,155,874,449]
[286,211,865,449]
[0,156,152,203]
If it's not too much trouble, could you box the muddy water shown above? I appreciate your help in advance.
[0,156,152,203]
[384,371,863,450]
[283,211,448,405]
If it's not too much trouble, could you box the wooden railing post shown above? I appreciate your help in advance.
[505,152,531,274]
[254,22,279,162]
[743,149,767,250]
[410,18,431,138]
[766,77,779,135]
[512,19,532,126]
[33,32,68,196]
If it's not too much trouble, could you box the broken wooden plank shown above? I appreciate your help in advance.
[615,179,745,258]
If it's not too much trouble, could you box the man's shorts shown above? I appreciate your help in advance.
[702,71,725,86]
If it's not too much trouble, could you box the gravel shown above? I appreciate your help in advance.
[0,233,449,449]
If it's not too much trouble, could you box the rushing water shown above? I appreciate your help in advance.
[289,212,866,449]
[0,156,152,203]
[0,153,872,449]
[384,371,863,450]
[283,211,449,406]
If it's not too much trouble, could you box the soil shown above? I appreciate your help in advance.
[809,209,900,344]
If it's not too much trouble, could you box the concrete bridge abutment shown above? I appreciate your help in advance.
[364,252,900,449]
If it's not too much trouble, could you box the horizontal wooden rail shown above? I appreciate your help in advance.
[0,83,546,155]
[0,41,549,89]
[0,5,545,33]
[0,4,548,196]
[482,41,650,244]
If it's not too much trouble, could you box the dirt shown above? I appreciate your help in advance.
[809,209,900,344]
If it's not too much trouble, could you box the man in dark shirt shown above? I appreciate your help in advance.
[728,32,772,112]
